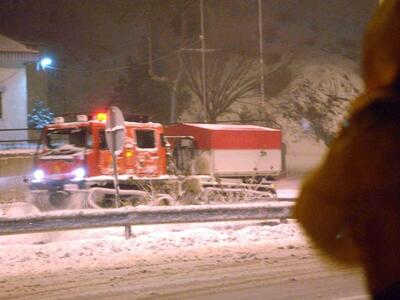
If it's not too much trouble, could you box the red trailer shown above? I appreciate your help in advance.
[165,123,282,180]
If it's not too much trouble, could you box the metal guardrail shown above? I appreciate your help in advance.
[0,128,41,150]
[0,202,294,239]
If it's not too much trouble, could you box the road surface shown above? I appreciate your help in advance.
[0,239,368,300]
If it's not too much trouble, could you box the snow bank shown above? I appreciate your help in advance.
[0,220,305,277]
[0,177,303,277]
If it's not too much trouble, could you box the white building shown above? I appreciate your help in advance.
[0,34,39,141]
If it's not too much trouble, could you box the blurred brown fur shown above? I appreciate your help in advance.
[295,0,400,295]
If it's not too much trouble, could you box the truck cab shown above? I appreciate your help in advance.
[31,114,168,191]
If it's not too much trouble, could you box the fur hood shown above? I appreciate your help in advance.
[362,0,400,90]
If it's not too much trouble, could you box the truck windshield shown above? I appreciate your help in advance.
[46,128,86,149]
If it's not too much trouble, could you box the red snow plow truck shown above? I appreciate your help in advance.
[28,112,282,210]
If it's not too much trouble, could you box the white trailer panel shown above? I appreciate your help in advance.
[193,149,281,178]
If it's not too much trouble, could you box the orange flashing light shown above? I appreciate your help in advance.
[96,112,107,122]
[126,151,133,158]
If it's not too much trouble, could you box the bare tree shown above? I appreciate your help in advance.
[183,52,260,123]
[283,78,360,145]
[142,0,196,123]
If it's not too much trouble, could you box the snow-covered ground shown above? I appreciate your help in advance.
[275,177,301,198]
[0,176,369,299]
[0,218,303,277]
[0,177,302,276]
[0,211,367,300]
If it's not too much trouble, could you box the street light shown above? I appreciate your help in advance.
[37,57,52,71]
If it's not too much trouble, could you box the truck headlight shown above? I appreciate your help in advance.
[72,168,85,181]
[34,169,45,181]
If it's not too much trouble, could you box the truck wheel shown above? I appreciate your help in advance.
[98,195,116,208]
[155,195,172,206]
[243,176,264,184]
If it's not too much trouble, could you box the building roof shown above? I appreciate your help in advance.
[0,33,38,54]
[0,34,39,67]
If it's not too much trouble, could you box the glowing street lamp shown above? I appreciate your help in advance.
[38,57,52,70]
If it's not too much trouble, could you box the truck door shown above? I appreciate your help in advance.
[97,127,127,175]
[135,129,161,176]
[86,125,109,176]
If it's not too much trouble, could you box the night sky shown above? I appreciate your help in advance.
[0,0,377,117]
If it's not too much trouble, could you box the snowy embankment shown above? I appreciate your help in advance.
[0,218,305,278]
[0,177,305,278]
[0,211,303,278]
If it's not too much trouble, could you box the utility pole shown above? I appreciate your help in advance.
[146,3,154,77]
[258,0,266,121]
[200,0,207,122]
[181,1,216,123]
[147,18,153,76]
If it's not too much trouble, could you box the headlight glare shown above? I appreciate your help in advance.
[72,168,85,180]
[34,169,45,181]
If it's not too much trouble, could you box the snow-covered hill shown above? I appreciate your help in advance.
[270,53,363,174]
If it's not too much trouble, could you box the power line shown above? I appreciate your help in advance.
[45,40,200,73]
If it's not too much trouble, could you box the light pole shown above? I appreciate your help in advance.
[200,0,207,122]
[258,0,266,121]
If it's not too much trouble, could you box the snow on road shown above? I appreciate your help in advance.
[0,214,367,300]
[0,177,302,277]
[0,176,368,299]
[0,200,313,299]
[0,211,302,277]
